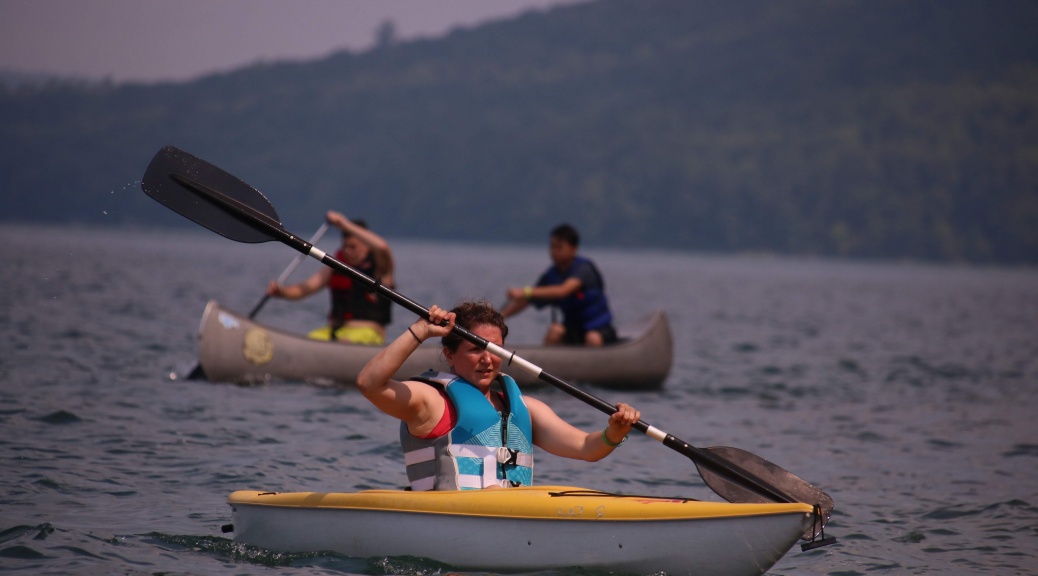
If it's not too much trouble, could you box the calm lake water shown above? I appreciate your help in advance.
[2,223,1036,575]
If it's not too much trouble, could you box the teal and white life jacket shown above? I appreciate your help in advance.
[400,370,534,491]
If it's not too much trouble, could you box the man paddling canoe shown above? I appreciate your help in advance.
[357,300,640,490]
[501,224,617,347]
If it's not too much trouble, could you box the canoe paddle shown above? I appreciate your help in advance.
[173,222,330,380]
[141,145,835,541]
[247,222,330,317]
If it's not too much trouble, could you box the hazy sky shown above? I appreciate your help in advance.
[0,0,589,83]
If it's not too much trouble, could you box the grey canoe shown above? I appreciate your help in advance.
[196,300,672,389]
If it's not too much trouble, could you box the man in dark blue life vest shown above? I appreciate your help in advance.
[501,224,617,347]
[266,211,395,344]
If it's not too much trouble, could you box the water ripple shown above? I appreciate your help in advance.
[3,226,1037,575]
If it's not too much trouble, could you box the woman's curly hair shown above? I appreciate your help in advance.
[441,300,509,352]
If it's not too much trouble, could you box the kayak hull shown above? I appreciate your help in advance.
[227,486,814,576]
[197,300,672,389]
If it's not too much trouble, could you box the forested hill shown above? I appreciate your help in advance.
[2,0,1036,264]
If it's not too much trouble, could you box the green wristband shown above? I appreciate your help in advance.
[602,428,626,447]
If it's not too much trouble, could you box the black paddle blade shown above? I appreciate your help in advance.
[696,446,834,540]
[141,146,281,244]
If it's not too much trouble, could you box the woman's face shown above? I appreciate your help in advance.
[342,236,370,266]
[444,324,503,390]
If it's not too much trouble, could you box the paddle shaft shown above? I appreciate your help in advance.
[247,222,330,318]
[166,172,797,504]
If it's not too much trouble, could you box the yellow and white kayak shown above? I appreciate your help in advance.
[227,486,815,576]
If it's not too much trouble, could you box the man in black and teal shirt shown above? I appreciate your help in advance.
[502,224,617,346]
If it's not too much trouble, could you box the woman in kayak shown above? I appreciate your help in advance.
[356,300,640,491]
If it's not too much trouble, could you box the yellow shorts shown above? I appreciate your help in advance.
[307,325,385,345]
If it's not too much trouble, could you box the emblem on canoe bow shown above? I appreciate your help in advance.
[242,327,274,365]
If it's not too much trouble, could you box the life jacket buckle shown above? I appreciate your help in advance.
[496,446,519,465]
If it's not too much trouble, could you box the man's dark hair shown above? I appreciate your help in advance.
[550,223,580,247]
